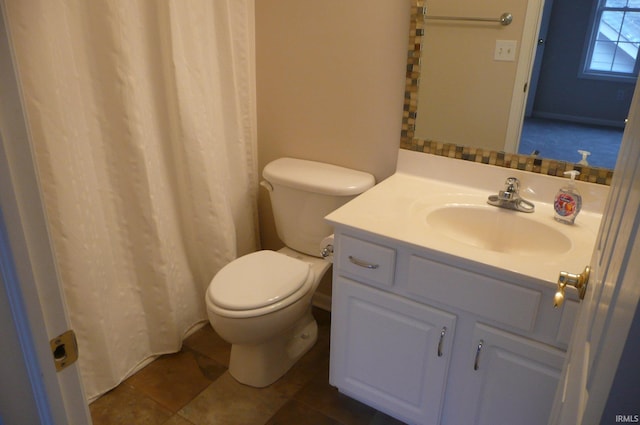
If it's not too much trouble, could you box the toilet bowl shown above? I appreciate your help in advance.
[206,247,331,387]
[205,157,375,387]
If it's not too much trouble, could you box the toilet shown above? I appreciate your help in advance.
[205,157,375,387]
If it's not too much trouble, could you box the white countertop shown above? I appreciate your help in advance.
[326,151,607,285]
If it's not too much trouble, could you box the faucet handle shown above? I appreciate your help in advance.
[488,177,535,212]
[498,177,520,201]
[504,177,520,192]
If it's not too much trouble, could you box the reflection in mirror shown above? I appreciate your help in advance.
[401,0,632,185]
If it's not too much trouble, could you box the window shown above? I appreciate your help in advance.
[583,0,640,80]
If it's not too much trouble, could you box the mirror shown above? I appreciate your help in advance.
[401,0,628,185]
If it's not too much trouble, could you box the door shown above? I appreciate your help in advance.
[0,225,43,425]
[549,80,640,424]
[0,4,91,423]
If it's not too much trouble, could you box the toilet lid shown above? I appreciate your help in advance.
[209,251,310,311]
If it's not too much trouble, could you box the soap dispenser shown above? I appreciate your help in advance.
[577,150,591,166]
[554,170,582,224]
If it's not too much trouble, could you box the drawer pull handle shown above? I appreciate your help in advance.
[348,256,379,269]
[437,327,447,357]
[474,340,484,371]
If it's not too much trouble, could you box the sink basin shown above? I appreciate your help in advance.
[426,205,572,255]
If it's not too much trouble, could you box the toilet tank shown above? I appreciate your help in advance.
[262,158,375,257]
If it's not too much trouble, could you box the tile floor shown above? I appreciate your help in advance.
[89,308,407,425]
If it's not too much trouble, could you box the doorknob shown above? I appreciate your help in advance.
[554,266,590,308]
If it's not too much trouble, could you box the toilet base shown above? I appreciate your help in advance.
[228,308,318,387]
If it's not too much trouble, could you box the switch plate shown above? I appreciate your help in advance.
[494,40,517,62]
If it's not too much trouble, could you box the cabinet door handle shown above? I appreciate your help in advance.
[437,327,447,357]
[474,340,484,371]
[348,255,379,269]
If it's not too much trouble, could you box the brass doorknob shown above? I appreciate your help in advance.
[554,266,590,308]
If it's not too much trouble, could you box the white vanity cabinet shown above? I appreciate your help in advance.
[329,229,574,425]
[445,323,565,425]
[331,277,457,425]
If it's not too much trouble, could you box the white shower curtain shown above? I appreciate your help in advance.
[3,0,258,400]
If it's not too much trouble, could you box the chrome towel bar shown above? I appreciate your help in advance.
[425,12,513,26]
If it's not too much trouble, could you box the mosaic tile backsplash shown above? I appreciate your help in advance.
[400,0,614,186]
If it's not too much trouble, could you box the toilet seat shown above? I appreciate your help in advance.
[207,250,313,316]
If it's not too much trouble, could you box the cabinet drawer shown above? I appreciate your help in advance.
[407,255,541,332]
[336,234,395,287]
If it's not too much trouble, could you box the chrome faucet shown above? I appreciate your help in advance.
[487,177,535,213]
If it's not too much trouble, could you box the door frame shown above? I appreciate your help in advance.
[503,0,545,153]
[525,0,555,117]
[0,2,91,423]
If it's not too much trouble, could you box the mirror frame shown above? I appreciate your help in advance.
[400,0,614,185]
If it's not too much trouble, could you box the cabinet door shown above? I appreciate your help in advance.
[450,323,565,425]
[330,277,456,425]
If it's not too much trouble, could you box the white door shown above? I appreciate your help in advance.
[0,5,91,423]
[549,81,640,424]
[0,231,43,425]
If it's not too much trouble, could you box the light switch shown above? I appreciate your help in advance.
[494,40,517,62]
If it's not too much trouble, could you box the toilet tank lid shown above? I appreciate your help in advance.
[263,158,375,196]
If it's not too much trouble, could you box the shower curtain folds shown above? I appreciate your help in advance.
[3,0,258,400]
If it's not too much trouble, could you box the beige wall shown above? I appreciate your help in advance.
[415,0,530,151]
[256,0,411,253]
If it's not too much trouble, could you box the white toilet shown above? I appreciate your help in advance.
[205,157,375,387]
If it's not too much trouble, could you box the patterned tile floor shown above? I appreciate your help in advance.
[89,308,406,425]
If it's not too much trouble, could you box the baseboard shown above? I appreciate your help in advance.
[530,111,626,128]
[312,293,332,312]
